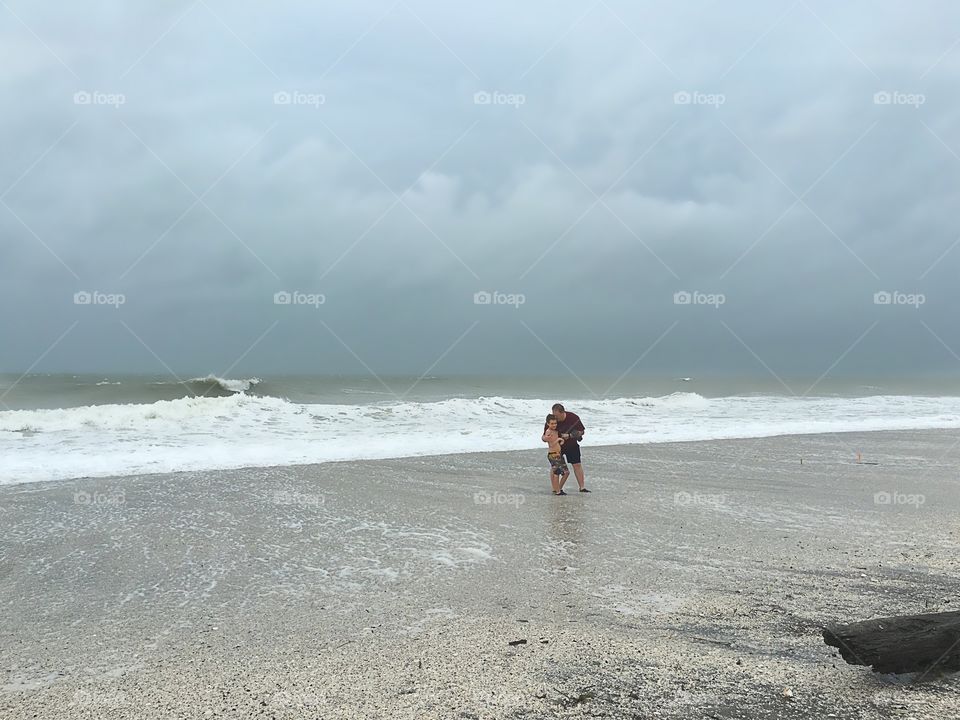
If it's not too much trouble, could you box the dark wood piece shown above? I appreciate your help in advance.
[823,611,960,675]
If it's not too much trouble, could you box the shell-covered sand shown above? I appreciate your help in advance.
[2,430,959,718]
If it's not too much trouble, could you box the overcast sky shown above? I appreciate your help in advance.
[2,1,960,379]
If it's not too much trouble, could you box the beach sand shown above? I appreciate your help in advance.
[2,430,960,718]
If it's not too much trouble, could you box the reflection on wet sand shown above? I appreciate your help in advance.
[546,493,598,571]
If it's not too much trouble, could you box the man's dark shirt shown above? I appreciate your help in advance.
[556,411,585,448]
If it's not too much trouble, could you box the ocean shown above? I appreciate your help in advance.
[2,373,960,484]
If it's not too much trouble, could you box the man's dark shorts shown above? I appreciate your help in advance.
[561,443,582,465]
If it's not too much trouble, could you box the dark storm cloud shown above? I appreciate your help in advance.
[2,1,960,382]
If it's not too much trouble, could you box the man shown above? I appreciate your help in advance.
[552,403,590,493]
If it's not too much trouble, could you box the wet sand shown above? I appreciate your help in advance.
[2,430,960,718]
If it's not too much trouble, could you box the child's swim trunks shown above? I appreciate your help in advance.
[548,451,568,476]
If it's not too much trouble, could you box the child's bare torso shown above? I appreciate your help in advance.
[542,428,563,454]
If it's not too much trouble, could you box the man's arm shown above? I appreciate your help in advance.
[561,414,585,441]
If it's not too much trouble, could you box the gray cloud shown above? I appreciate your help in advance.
[2,1,960,380]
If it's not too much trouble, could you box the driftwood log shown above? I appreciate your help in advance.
[822,611,960,675]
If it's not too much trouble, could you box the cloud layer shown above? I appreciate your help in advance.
[2,1,960,380]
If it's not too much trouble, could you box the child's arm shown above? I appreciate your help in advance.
[543,429,561,445]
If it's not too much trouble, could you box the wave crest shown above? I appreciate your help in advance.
[185,375,262,395]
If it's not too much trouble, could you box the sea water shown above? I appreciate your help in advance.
[2,374,959,484]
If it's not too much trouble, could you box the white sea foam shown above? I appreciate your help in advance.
[2,393,960,484]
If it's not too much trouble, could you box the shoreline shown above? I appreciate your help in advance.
[3,429,960,718]
[5,425,959,490]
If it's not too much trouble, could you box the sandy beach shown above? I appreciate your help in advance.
[2,429,960,718]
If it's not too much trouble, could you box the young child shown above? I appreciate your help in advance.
[542,414,570,495]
